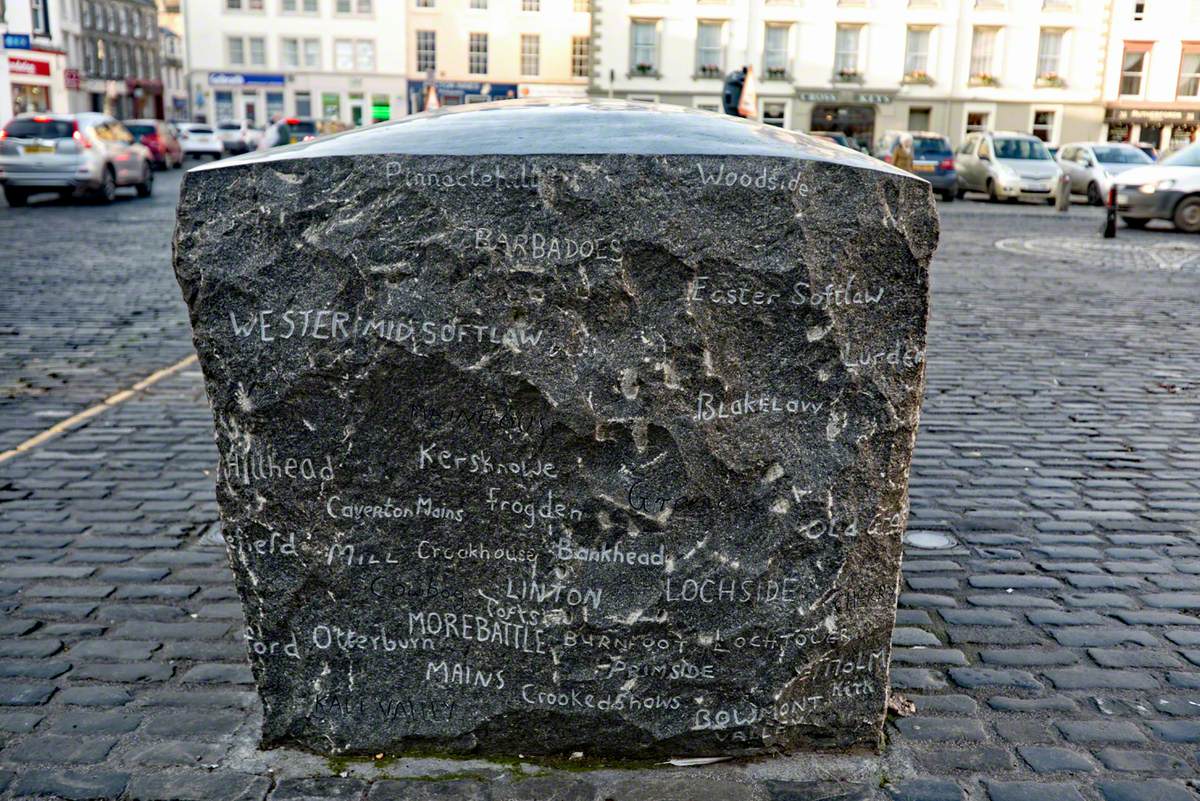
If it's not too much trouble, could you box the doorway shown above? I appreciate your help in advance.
[810,104,875,151]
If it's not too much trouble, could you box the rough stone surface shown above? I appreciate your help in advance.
[173,101,936,758]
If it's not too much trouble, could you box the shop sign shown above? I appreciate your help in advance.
[9,56,50,77]
[797,91,838,102]
[1108,107,1200,125]
[209,72,286,87]
[855,93,893,104]
[4,33,32,50]
[64,68,81,89]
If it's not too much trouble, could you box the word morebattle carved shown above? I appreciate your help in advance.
[173,99,938,759]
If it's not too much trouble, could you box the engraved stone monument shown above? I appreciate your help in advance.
[173,100,938,758]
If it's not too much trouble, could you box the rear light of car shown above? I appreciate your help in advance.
[939,158,954,171]
[286,118,300,125]
[0,129,7,141]
[33,115,52,123]
[73,122,91,149]
[882,154,893,164]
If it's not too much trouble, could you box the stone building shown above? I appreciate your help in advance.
[57,0,163,117]
[1101,0,1200,153]
[589,0,1112,148]
[181,0,406,126]
[405,0,592,112]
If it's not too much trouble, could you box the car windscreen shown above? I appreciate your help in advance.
[994,138,1051,160]
[1162,143,1200,167]
[187,126,214,135]
[913,138,951,158]
[1093,145,1151,165]
[3,119,75,139]
[217,122,241,130]
[125,124,156,137]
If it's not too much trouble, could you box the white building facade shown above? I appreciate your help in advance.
[182,0,406,126]
[591,0,1113,148]
[1101,0,1200,152]
[1,0,72,125]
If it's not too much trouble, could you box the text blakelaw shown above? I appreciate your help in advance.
[174,99,937,757]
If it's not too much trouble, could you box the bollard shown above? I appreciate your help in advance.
[1103,185,1118,238]
[172,99,939,759]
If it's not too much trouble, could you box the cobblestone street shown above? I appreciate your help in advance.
[1,176,1200,800]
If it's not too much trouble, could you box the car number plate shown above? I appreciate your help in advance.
[22,144,52,154]
[913,163,935,172]
[1117,193,1129,205]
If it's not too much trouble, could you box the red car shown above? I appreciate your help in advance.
[124,119,183,170]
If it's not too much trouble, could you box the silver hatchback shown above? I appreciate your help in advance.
[955,131,1062,204]
[0,112,154,206]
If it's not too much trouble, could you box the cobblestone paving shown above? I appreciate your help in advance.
[0,182,1198,800]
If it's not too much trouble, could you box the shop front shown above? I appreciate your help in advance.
[206,72,286,126]
[797,90,895,152]
[1106,105,1200,155]
[8,53,58,117]
[407,81,518,114]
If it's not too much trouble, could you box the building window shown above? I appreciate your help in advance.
[1180,47,1200,96]
[416,0,434,5]
[574,0,590,10]
[250,37,266,66]
[1031,110,1055,141]
[215,90,235,121]
[295,91,312,116]
[763,24,789,80]
[1120,44,1148,95]
[904,26,931,80]
[696,22,723,78]
[335,39,353,70]
[1036,29,1063,83]
[969,27,998,83]
[834,25,861,78]
[356,40,375,69]
[283,0,320,11]
[521,34,540,76]
[1133,1,1146,20]
[762,101,786,128]
[966,110,990,133]
[416,30,436,72]
[522,0,539,9]
[469,32,488,74]
[29,0,49,34]
[630,20,657,75]
[572,36,590,78]
[470,0,487,7]
[282,38,300,67]
[228,36,245,65]
[302,39,320,67]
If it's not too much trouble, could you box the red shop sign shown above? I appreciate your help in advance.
[9,56,51,77]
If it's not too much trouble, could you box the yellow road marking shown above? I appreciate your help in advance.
[0,353,199,465]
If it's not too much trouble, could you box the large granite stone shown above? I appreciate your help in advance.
[173,100,938,759]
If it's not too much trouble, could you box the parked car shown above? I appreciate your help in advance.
[0,112,153,206]
[215,120,263,155]
[124,118,183,170]
[176,123,224,160]
[954,131,1061,204]
[875,131,957,202]
[1057,142,1153,206]
[1133,142,1158,161]
[1113,141,1200,233]
[258,117,320,149]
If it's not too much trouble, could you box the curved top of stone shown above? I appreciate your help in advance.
[191,98,908,176]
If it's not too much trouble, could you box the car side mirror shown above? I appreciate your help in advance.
[979,154,990,162]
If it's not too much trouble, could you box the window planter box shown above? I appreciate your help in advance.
[1036,73,1065,88]
[969,73,999,87]
[902,70,934,85]
[697,64,722,79]
[631,62,658,77]
[765,67,789,81]
[833,69,863,83]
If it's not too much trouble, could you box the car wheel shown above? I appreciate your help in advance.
[941,190,955,203]
[1173,196,1200,233]
[987,179,999,202]
[96,167,117,204]
[1086,182,1103,206]
[136,166,154,198]
[172,156,184,170]
[1122,217,1149,229]
[4,187,29,207]
[955,185,966,200]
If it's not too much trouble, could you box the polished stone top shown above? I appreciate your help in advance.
[192,99,904,174]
